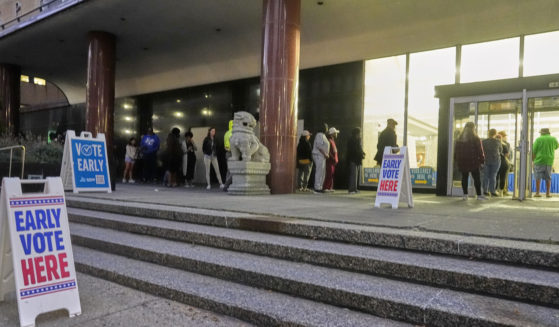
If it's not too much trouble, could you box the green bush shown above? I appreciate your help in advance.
[0,133,63,165]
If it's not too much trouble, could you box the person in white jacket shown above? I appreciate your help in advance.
[312,124,330,193]
[123,137,138,183]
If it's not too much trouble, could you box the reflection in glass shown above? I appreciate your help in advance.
[408,47,455,169]
[461,37,519,83]
[362,55,405,168]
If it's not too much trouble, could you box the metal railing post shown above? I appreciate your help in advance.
[1,145,26,178]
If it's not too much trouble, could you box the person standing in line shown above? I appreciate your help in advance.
[223,120,233,192]
[374,118,398,166]
[123,137,138,183]
[454,122,486,200]
[182,131,197,187]
[532,128,558,198]
[141,127,160,183]
[312,124,330,194]
[163,128,182,187]
[347,127,365,194]
[495,131,511,196]
[202,127,224,190]
[482,128,503,197]
[296,130,313,191]
[323,127,340,192]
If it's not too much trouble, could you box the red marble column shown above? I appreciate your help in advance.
[0,64,21,136]
[260,0,300,194]
[86,31,115,150]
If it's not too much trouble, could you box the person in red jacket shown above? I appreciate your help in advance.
[454,122,486,200]
[323,127,340,192]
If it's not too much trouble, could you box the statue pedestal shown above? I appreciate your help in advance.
[227,161,271,195]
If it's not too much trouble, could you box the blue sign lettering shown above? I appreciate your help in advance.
[71,138,110,188]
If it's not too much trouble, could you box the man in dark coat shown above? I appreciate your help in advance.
[374,118,398,166]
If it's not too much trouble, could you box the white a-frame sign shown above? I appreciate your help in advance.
[374,146,414,209]
[0,177,81,327]
[61,130,111,193]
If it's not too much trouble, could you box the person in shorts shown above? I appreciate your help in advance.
[123,137,138,183]
[532,128,558,198]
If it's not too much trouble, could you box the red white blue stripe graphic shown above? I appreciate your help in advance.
[20,279,76,299]
[9,196,64,208]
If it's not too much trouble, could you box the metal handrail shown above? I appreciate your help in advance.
[0,0,83,31]
[0,145,25,179]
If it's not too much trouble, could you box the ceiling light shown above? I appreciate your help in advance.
[33,77,46,86]
[123,103,132,109]
[176,99,181,103]
[174,112,184,118]
[152,114,159,120]
[124,116,132,121]
[20,75,29,83]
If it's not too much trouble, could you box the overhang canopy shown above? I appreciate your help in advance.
[2,0,559,104]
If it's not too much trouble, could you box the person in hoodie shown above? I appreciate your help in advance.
[312,124,330,194]
[141,127,160,183]
[323,127,340,192]
[223,119,233,191]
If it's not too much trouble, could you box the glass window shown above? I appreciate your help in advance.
[460,37,520,83]
[362,55,406,170]
[524,31,559,76]
[408,47,455,169]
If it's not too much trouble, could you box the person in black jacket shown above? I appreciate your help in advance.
[347,127,365,194]
[202,127,224,190]
[374,118,398,166]
[296,130,313,191]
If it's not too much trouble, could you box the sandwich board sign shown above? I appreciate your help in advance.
[0,177,81,327]
[61,130,111,193]
[374,146,414,209]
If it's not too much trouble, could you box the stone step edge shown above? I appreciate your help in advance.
[69,216,559,308]
[71,232,559,327]
[74,246,411,327]
[66,198,559,269]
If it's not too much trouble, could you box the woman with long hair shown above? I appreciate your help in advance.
[296,130,313,191]
[182,130,197,187]
[454,122,486,200]
[123,137,138,183]
[202,127,224,190]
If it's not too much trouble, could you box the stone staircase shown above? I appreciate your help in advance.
[66,196,559,327]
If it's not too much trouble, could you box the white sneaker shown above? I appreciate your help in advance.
[220,184,225,189]
[122,178,126,183]
[477,195,487,201]
[206,185,211,190]
[129,179,135,184]
[462,195,468,200]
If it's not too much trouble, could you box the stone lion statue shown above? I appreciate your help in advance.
[229,111,270,163]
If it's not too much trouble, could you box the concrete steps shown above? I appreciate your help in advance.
[66,197,559,268]
[66,199,559,326]
[74,246,409,327]
[68,208,559,308]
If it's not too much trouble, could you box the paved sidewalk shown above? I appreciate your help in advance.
[68,183,559,244]
[0,273,252,327]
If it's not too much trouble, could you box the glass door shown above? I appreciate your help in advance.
[526,92,559,197]
[449,89,559,199]
[449,93,522,197]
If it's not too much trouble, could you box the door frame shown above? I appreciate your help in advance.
[447,88,559,199]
